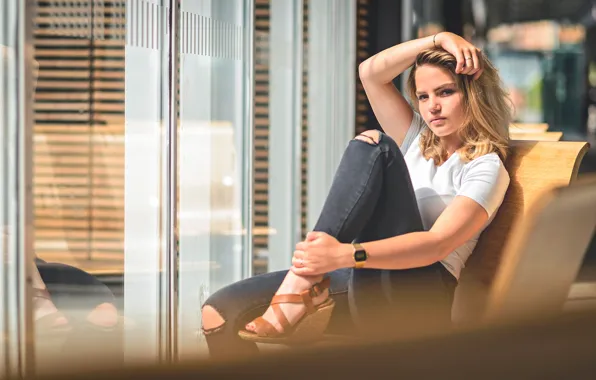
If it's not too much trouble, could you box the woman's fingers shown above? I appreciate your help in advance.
[292,252,305,267]
[466,47,481,78]
[291,266,314,276]
[296,241,307,251]
[454,47,465,74]
[461,48,475,75]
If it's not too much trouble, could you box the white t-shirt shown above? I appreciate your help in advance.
[400,112,510,279]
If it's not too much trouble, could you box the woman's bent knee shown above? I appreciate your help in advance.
[354,129,381,145]
[201,305,226,332]
[354,130,400,155]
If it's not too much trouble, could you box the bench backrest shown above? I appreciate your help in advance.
[452,140,590,324]
[509,123,549,133]
[510,131,563,141]
[484,175,596,322]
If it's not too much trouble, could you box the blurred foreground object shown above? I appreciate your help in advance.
[27,309,596,379]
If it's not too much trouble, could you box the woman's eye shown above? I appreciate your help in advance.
[418,94,428,101]
[440,89,454,96]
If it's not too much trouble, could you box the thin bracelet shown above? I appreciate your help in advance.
[433,33,439,48]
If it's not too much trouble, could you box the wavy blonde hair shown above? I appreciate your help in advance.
[406,48,512,165]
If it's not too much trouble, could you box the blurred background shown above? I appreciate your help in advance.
[1,0,596,377]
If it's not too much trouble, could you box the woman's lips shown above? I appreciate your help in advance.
[430,117,446,124]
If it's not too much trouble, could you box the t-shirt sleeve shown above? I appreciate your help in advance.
[399,111,426,155]
[457,154,510,219]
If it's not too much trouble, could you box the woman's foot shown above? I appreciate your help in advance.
[33,288,69,328]
[86,302,119,328]
[245,271,329,334]
[34,288,118,330]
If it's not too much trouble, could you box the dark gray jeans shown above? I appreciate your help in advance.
[203,132,457,358]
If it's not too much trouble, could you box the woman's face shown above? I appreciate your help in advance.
[414,64,465,138]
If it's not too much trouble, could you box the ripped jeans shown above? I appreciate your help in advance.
[202,131,458,359]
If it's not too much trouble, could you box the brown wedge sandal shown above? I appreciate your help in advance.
[238,277,335,344]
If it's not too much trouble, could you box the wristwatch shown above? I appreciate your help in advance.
[352,242,368,269]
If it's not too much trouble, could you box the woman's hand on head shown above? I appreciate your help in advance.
[290,232,347,276]
[435,32,483,80]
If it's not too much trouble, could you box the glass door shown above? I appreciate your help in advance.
[30,0,171,372]
[176,0,253,358]
[1,0,35,377]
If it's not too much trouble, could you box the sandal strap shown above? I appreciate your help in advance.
[251,316,281,337]
[309,277,331,298]
[271,294,304,305]
[271,304,291,332]
[270,277,331,315]
[249,277,332,337]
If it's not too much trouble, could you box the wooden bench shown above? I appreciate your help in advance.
[482,174,596,324]
[510,131,563,141]
[509,123,550,133]
[453,140,591,325]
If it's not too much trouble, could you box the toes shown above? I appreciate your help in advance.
[245,322,255,332]
[53,316,69,327]
[87,302,118,327]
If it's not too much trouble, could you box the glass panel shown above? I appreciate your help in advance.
[177,0,252,358]
[123,0,170,363]
[31,0,169,371]
[1,0,29,376]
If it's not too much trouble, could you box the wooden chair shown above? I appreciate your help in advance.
[510,131,563,141]
[483,175,596,324]
[509,123,549,133]
[453,140,591,324]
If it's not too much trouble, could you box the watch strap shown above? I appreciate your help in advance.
[353,242,367,269]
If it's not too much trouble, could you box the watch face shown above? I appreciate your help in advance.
[354,249,367,262]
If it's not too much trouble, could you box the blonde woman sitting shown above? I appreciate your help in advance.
[201,32,512,358]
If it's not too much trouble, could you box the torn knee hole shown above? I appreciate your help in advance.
[202,324,224,335]
[202,305,226,331]
[354,130,380,145]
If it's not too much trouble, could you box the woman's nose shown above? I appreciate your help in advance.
[430,101,441,113]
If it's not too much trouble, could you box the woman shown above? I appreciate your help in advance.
[201,32,512,358]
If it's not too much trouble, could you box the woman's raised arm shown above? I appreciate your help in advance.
[359,32,482,145]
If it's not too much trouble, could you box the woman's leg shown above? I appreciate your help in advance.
[31,260,69,327]
[202,269,351,359]
[239,130,424,335]
[282,129,455,338]
[333,131,455,338]
[203,129,452,356]
[241,130,420,336]
[36,261,118,328]
[310,130,455,337]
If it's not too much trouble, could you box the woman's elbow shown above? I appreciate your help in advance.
[430,234,454,262]
[358,60,375,82]
[358,61,368,80]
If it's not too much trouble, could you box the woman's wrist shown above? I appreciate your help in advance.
[338,243,356,268]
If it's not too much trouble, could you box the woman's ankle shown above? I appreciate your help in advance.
[278,271,324,294]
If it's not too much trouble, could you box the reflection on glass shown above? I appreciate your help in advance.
[31,0,168,371]
[177,0,248,357]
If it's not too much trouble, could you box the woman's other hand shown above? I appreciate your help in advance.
[435,32,483,80]
[291,232,348,276]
